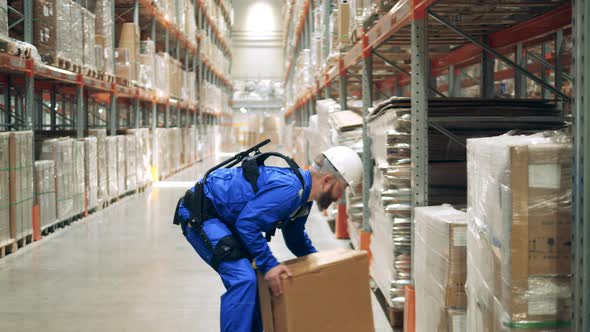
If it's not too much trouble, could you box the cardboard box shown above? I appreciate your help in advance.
[337,0,351,48]
[9,131,34,240]
[414,205,467,332]
[258,249,374,332]
[39,138,74,220]
[466,134,572,329]
[34,160,57,229]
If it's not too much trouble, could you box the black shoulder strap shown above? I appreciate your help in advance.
[241,152,305,194]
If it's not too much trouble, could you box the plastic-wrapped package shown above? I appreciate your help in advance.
[70,1,83,65]
[40,138,73,221]
[466,132,572,331]
[81,137,98,211]
[82,7,96,70]
[33,0,71,64]
[414,205,467,332]
[119,23,139,81]
[125,128,151,187]
[116,48,132,81]
[88,129,107,205]
[0,0,8,38]
[155,128,170,178]
[105,136,118,199]
[125,135,137,192]
[9,132,34,240]
[155,53,169,95]
[0,133,9,243]
[138,40,155,88]
[34,161,57,229]
[170,128,182,172]
[115,136,126,194]
[72,139,85,216]
[95,0,114,74]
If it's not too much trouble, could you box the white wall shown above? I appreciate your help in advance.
[231,0,284,80]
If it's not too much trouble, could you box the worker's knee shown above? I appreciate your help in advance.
[220,259,257,292]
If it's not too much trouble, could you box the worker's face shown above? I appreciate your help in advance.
[316,176,347,211]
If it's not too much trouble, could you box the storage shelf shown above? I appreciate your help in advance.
[283,0,311,83]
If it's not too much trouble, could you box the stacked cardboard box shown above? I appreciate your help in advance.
[139,40,155,89]
[70,1,83,65]
[466,133,572,331]
[414,205,468,332]
[82,7,96,70]
[81,137,98,211]
[39,138,74,221]
[258,249,374,332]
[88,129,108,206]
[124,128,151,187]
[118,23,139,81]
[116,136,126,194]
[105,136,118,199]
[34,161,57,229]
[125,135,137,192]
[9,131,34,240]
[33,0,71,63]
[0,133,10,244]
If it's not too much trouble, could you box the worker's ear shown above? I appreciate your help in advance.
[322,174,333,188]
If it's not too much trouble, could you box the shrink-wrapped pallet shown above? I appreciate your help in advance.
[39,138,73,221]
[105,136,118,199]
[0,133,10,243]
[125,128,151,187]
[155,53,169,95]
[155,128,170,178]
[95,0,114,74]
[138,40,155,88]
[34,161,57,229]
[81,137,98,211]
[88,129,108,205]
[171,128,182,172]
[82,7,96,70]
[414,205,468,332]
[33,0,72,64]
[0,0,8,38]
[125,135,137,192]
[72,139,85,216]
[9,131,34,240]
[70,1,84,65]
[466,132,572,331]
[116,136,126,194]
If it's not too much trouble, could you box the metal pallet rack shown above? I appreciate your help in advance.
[284,0,589,328]
[0,0,233,164]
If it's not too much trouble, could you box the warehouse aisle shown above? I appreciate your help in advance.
[0,157,392,332]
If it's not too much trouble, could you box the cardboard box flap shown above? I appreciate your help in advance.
[281,249,368,278]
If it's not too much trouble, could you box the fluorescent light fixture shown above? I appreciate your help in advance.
[240,107,248,113]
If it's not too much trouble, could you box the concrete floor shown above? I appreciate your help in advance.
[0,158,393,332]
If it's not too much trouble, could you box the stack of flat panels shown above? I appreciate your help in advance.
[34,161,57,229]
[116,136,125,194]
[88,129,108,206]
[0,133,10,244]
[367,97,564,310]
[105,136,118,199]
[9,132,34,240]
[72,140,85,216]
[39,138,73,221]
[81,137,98,211]
[125,135,137,192]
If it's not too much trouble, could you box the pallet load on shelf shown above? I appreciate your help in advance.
[80,136,98,212]
[170,128,182,173]
[105,136,118,200]
[260,114,283,147]
[9,131,34,242]
[115,136,126,194]
[0,133,10,246]
[125,134,137,192]
[34,161,57,230]
[118,23,139,82]
[155,128,170,178]
[168,57,183,98]
[181,127,196,165]
[95,0,114,74]
[183,70,197,104]
[82,6,96,71]
[39,138,74,221]
[72,139,85,216]
[466,132,572,332]
[0,0,8,38]
[139,40,155,89]
[155,53,169,96]
[306,99,339,160]
[70,1,83,66]
[123,128,151,188]
[414,205,468,332]
[88,129,108,206]
[33,0,73,66]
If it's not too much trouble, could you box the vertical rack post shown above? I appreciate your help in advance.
[50,84,57,130]
[76,79,84,138]
[339,58,347,110]
[165,29,170,128]
[481,36,494,98]
[24,0,34,134]
[572,1,590,331]
[515,42,526,99]
[361,35,373,233]
[410,9,429,283]
[110,0,117,136]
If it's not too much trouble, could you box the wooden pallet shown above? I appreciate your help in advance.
[16,232,34,249]
[372,284,404,329]
[0,239,17,258]
[97,71,116,83]
[84,67,98,79]
[116,76,132,87]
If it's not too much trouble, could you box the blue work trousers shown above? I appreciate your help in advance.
[183,217,263,332]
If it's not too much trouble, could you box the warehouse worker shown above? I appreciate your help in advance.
[173,146,362,332]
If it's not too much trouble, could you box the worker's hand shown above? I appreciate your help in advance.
[264,264,292,296]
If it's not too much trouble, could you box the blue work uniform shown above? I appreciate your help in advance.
[176,166,317,332]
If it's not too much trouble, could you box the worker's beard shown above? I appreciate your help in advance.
[316,186,335,211]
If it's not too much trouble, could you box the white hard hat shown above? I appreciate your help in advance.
[322,146,363,190]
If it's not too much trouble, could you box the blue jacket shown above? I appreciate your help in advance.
[191,166,317,274]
